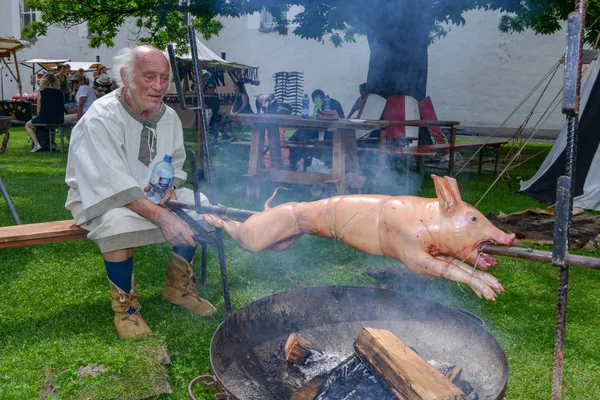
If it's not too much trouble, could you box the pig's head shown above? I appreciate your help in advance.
[432,175,515,270]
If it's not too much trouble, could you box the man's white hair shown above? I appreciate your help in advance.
[112,45,173,90]
[113,47,136,88]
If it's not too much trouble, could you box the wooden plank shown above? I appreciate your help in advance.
[0,220,87,248]
[354,328,465,400]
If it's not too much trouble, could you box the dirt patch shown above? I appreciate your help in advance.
[488,208,600,250]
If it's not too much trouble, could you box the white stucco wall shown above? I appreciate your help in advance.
[205,8,569,132]
[0,0,141,98]
[1,3,573,133]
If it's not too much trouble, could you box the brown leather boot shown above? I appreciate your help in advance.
[162,252,217,316]
[109,276,152,339]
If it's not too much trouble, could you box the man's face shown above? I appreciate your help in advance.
[72,80,81,91]
[207,86,216,94]
[124,48,170,118]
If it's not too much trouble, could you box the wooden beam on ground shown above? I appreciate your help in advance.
[0,220,87,248]
[354,327,465,400]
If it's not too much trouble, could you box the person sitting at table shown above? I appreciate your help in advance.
[347,83,368,119]
[287,89,345,170]
[64,74,97,138]
[204,82,227,145]
[221,81,254,141]
[255,93,275,114]
[25,73,65,153]
[93,73,114,98]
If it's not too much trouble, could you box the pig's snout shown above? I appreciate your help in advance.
[491,231,515,246]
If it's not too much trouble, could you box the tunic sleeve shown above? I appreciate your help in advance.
[66,113,145,223]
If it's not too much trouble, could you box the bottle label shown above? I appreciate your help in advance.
[149,173,172,192]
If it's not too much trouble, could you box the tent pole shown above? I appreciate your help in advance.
[12,51,22,96]
[197,61,204,180]
[552,1,586,399]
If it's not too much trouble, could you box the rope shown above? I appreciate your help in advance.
[453,60,562,177]
[474,90,563,207]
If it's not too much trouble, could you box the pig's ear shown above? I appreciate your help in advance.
[433,174,459,215]
[444,176,463,202]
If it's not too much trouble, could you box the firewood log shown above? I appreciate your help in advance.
[354,327,465,400]
[285,333,323,365]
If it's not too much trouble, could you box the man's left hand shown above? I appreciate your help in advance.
[160,187,177,206]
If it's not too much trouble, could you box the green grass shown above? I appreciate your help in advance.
[0,128,599,399]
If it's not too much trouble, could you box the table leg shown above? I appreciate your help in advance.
[246,124,265,199]
[379,129,387,186]
[332,129,346,195]
[266,123,283,169]
[478,147,484,174]
[449,125,457,176]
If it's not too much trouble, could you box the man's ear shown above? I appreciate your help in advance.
[119,68,127,88]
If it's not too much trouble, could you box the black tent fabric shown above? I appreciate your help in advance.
[520,59,600,211]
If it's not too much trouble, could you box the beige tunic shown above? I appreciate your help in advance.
[65,88,211,253]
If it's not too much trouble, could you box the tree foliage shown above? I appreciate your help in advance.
[21,0,600,98]
[23,0,600,51]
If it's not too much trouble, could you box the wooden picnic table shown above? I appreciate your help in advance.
[228,114,388,199]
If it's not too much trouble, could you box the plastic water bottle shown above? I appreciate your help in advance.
[323,95,331,111]
[146,154,174,204]
[301,94,309,119]
[313,95,323,119]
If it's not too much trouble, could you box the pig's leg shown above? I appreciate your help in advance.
[434,256,504,300]
[203,204,303,252]
[402,252,502,300]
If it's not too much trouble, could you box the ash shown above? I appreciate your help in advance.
[314,356,396,400]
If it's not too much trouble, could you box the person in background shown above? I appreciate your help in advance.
[231,81,253,115]
[56,64,71,103]
[93,73,113,98]
[25,73,65,152]
[347,83,368,119]
[288,89,345,170]
[65,45,216,340]
[255,93,275,114]
[204,82,225,144]
[310,89,345,119]
[222,81,253,141]
[65,74,97,126]
[78,68,91,85]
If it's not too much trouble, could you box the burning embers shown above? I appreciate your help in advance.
[286,329,478,400]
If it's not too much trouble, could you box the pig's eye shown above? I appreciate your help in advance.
[471,216,477,222]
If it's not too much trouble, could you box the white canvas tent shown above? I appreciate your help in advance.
[520,58,600,211]
[170,37,258,72]
[21,58,71,71]
[0,37,26,97]
[65,62,111,72]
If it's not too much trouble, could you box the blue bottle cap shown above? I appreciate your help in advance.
[164,154,172,163]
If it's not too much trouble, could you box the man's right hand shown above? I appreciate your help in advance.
[158,211,197,247]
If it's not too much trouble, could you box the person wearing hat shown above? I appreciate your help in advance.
[93,73,113,97]
[64,74,97,126]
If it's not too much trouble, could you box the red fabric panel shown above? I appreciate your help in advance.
[382,95,407,139]
[418,96,446,145]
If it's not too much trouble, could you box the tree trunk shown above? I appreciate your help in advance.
[364,1,433,101]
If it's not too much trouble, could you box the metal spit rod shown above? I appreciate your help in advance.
[552,1,587,398]
[187,25,232,313]
[484,244,600,270]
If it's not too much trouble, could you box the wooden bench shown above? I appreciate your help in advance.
[0,220,88,248]
[32,121,75,153]
[415,140,509,175]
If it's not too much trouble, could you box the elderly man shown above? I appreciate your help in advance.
[65,45,216,340]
